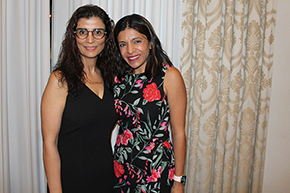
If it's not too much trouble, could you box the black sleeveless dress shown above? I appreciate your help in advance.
[55,83,117,193]
[113,65,175,192]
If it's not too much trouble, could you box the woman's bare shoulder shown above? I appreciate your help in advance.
[48,70,67,90]
[165,66,183,81]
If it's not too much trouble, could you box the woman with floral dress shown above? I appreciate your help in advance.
[113,14,187,193]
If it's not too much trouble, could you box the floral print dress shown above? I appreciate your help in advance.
[113,65,175,193]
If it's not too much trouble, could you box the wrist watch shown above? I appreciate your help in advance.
[173,174,186,184]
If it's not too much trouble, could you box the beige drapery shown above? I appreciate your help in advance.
[180,0,278,192]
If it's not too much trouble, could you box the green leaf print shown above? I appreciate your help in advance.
[130,90,139,94]
[133,98,140,106]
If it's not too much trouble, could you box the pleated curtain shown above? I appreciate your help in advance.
[180,0,278,192]
[0,0,50,192]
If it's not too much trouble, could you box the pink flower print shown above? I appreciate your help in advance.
[121,129,133,145]
[160,122,166,126]
[146,176,152,183]
[152,166,162,181]
[123,105,130,116]
[116,134,122,146]
[116,108,122,116]
[163,141,171,149]
[126,110,133,118]
[135,111,140,122]
[132,117,137,124]
[164,63,170,68]
[145,142,155,153]
[160,121,168,131]
[114,99,124,116]
[169,168,175,180]
[114,160,124,178]
[132,110,141,127]
[146,166,161,183]
[164,126,167,131]
[114,76,120,83]
[135,79,144,89]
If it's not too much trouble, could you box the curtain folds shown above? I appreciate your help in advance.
[180,0,278,192]
[0,0,50,192]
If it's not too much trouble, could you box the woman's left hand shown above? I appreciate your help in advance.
[171,181,184,193]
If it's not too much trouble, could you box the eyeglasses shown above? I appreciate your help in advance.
[74,28,107,39]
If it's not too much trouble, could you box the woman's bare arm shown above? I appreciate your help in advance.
[164,66,187,193]
[41,72,67,193]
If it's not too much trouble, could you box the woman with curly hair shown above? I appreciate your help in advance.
[113,14,187,193]
[41,4,117,193]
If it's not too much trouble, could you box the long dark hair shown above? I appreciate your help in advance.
[53,4,116,92]
[114,14,172,79]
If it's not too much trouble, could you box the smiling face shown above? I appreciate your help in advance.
[117,28,151,74]
[75,17,106,63]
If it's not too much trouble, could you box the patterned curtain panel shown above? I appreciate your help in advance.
[180,0,278,192]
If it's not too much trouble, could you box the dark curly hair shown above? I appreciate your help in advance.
[53,4,116,92]
[114,14,172,80]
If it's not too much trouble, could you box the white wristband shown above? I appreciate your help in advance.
[173,174,182,182]
[173,174,186,184]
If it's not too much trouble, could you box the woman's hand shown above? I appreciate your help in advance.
[171,181,185,193]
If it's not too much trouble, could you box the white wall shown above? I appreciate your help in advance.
[263,0,290,192]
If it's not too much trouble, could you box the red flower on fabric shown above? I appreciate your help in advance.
[146,166,161,183]
[114,160,124,178]
[116,129,133,146]
[160,121,168,131]
[121,129,133,145]
[145,142,155,153]
[169,168,175,180]
[116,134,122,146]
[163,141,171,149]
[160,122,167,126]
[143,83,161,102]
[114,76,123,83]
[136,79,144,89]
